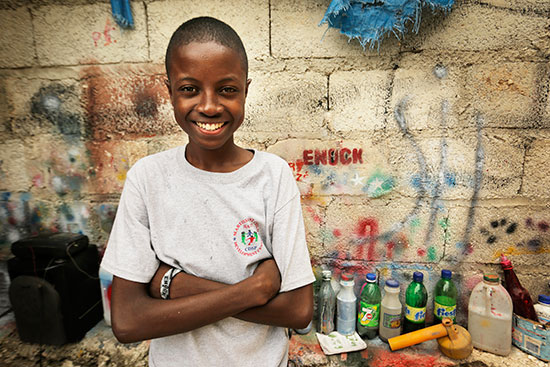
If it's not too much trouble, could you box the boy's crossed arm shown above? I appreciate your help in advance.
[148,260,313,330]
[110,259,313,344]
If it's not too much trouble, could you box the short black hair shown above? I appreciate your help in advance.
[165,17,248,80]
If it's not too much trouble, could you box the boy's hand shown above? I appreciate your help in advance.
[250,258,281,304]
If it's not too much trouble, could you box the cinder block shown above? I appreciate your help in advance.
[478,130,524,199]
[267,139,397,199]
[8,77,86,139]
[390,66,461,131]
[147,0,269,65]
[244,71,327,134]
[482,0,550,11]
[24,135,92,200]
[329,71,391,132]
[383,133,478,201]
[523,139,550,199]
[421,5,549,55]
[444,205,550,267]
[81,64,178,140]
[463,62,543,127]
[85,139,149,195]
[33,3,147,66]
[271,0,402,58]
[0,140,27,191]
[0,7,35,68]
[323,196,448,263]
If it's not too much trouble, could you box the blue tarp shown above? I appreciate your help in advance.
[110,0,134,29]
[320,0,454,49]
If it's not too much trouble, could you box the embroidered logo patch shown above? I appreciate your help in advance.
[233,218,263,256]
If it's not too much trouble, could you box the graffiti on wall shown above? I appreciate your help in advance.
[92,18,117,47]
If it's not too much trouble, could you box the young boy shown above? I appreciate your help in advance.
[100,16,315,367]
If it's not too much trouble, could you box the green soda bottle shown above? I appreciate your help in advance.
[433,269,457,324]
[357,273,381,339]
[403,271,428,333]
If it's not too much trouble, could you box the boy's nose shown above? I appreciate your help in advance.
[196,91,223,116]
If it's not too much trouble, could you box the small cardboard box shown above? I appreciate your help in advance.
[512,313,549,362]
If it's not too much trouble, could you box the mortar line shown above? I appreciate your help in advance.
[27,6,39,65]
[517,143,528,195]
[143,1,151,62]
[478,1,550,17]
[268,0,272,57]
[326,74,330,111]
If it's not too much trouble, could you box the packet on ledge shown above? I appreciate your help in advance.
[316,331,367,355]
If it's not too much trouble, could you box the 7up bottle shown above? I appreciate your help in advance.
[357,273,381,339]
[433,269,457,324]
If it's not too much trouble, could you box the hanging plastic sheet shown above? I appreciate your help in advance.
[320,0,453,50]
[110,0,134,29]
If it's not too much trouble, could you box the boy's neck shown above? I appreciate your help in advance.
[185,143,253,173]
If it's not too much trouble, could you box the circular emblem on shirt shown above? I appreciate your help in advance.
[233,218,263,256]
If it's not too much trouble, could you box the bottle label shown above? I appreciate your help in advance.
[405,305,426,323]
[434,301,456,319]
[382,312,401,329]
[358,302,380,327]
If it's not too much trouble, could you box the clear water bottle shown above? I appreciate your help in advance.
[336,272,356,335]
[99,266,113,326]
[357,273,381,339]
[318,270,336,334]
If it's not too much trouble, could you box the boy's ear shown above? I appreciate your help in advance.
[165,78,172,98]
[245,78,251,97]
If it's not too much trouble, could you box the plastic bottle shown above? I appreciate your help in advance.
[534,295,550,324]
[98,266,113,326]
[403,272,428,333]
[499,255,538,321]
[468,273,513,356]
[336,272,356,335]
[357,273,381,339]
[379,279,402,342]
[433,269,457,324]
[317,270,336,334]
[294,321,312,335]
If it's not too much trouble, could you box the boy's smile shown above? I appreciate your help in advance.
[166,41,250,163]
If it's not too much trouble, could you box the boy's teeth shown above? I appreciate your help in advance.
[196,122,224,131]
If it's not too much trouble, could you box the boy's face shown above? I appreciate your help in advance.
[166,41,250,152]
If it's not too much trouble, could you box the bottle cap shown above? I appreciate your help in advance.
[483,273,499,283]
[341,272,353,282]
[413,271,423,282]
[538,294,550,305]
[385,279,399,288]
[500,254,512,268]
[441,269,452,279]
[321,270,332,279]
[366,273,376,282]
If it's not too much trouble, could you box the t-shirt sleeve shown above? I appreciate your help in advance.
[271,167,315,293]
[100,165,159,283]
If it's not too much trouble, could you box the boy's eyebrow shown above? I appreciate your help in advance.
[175,76,242,84]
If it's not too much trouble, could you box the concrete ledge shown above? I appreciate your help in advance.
[0,314,546,367]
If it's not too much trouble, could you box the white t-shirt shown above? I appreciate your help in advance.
[101,145,315,367]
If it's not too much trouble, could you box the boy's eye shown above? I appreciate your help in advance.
[179,86,197,93]
[220,86,237,94]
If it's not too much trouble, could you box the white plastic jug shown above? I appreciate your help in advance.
[468,273,513,356]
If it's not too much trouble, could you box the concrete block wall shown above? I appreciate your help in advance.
[1,0,550,327]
